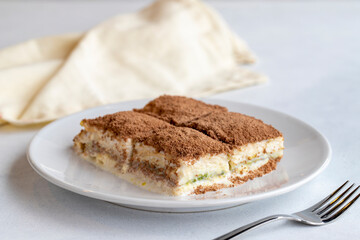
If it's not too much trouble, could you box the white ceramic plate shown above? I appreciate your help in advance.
[27,99,331,212]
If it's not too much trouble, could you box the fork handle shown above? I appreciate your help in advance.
[213,214,294,240]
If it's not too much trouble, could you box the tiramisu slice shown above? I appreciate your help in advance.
[73,111,232,196]
[136,96,284,191]
[73,96,284,195]
[179,112,284,187]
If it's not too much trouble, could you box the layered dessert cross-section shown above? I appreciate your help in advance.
[74,95,284,195]
[74,111,232,195]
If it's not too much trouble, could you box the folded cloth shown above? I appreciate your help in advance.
[0,0,266,125]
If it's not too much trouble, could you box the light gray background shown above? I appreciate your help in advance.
[1,1,360,239]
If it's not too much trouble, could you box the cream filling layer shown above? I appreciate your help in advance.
[175,138,284,185]
[176,153,229,185]
[229,137,284,165]
[179,150,283,187]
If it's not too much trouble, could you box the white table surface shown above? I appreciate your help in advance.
[1,1,360,239]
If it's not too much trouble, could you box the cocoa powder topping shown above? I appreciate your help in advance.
[83,111,169,141]
[181,112,282,148]
[83,111,228,163]
[143,127,228,163]
[134,95,227,125]
[83,96,282,162]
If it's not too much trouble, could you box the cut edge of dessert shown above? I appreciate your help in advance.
[73,95,284,196]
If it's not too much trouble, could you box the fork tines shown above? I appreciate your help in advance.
[310,180,360,222]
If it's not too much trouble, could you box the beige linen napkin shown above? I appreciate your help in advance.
[0,0,266,125]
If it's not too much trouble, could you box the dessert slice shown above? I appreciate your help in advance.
[179,111,284,186]
[73,95,284,195]
[135,96,284,188]
[73,111,232,196]
[73,111,167,175]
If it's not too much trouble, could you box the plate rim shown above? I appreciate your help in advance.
[27,99,332,208]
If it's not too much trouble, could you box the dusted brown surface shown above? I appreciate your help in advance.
[181,111,283,148]
[82,111,228,163]
[82,111,169,141]
[134,95,227,125]
[134,95,282,147]
[81,95,282,162]
[143,127,229,164]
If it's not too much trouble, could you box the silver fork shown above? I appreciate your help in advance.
[214,181,360,240]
